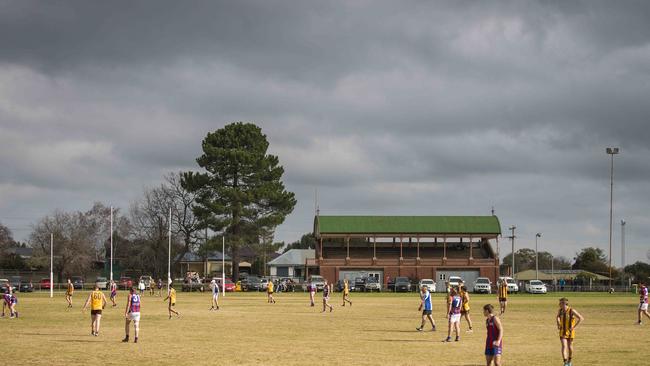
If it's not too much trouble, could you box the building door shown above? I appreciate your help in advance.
[436,270,480,291]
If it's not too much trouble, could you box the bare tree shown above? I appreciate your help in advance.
[29,210,96,281]
[164,172,203,264]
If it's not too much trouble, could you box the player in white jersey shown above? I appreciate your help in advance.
[210,279,220,311]
[638,282,650,325]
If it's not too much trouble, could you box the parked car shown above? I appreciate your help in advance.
[354,277,366,292]
[95,277,108,290]
[119,276,133,290]
[525,280,548,294]
[499,276,519,293]
[216,278,236,292]
[308,275,326,291]
[20,280,34,292]
[244,276,262,291]
[71,276,84,290]
[365,277,381,292]
[473,277,492,294]
[448,276,463,289]
[139,275,153,289]
[9,276,21,289]
[39,278,51,290]
[182,278,204,292]
[394,277,412,292]
[260,278,270,291]
[418,279,436,293]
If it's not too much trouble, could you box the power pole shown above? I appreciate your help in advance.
[621,220,626,268]
[508,226,516,278]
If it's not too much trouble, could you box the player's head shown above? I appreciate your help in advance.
[94,284,99,290]
[640,282,646,287]
[420,285,427,293]
[130,287,136,293]
[559,297,569,309]
[450,287,457,295]
[483,304,494,316]
[461,285,467,292]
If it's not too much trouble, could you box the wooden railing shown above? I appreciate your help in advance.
[317,257,497,266]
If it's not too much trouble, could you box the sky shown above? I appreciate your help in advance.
[1,0,649,266]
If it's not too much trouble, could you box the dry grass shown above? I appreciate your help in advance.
[3,290,644,365]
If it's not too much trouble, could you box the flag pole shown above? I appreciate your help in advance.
[50,233,53,298]
[222,235,225,298]
[110,206,114,283]
[168,207,172,292]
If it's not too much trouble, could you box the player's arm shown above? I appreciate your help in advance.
[556,310,562,329]
[571,309,584,330]
[124,294,131,317]
[101,293,107,308]
[82,293,91,311]
[446,299,452,318]
[493,316,503,346]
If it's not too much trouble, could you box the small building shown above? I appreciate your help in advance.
[267,249,317,279]
[314,215,502,290]
[515,269,610,284]
[6,247,33,259]
[177,251,232,277]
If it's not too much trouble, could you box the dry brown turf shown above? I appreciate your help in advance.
[3,290,645,365]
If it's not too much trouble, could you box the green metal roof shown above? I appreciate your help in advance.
[314,215,501,236]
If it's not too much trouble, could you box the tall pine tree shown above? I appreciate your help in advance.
[182,122,296,280]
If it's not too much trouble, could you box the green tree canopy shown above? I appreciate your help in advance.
[572,247,609,275]
[182,122,296,280]
[501,248,572,274]
[282,233,316,253]
[624,261,650,283]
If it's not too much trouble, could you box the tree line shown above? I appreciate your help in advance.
[0,122,297,282]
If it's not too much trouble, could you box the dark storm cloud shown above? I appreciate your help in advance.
[1,0,650,264]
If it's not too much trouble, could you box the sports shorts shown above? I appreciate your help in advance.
[449,314,461,323]
[422,309,432,315]
[91,309,102,315]
[639,303,648,311]
[128,312,140,321]
[485,347,502,356]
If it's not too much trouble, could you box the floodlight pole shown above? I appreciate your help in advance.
[606,147,619,290]
[110,206,114,283]
[168,207,171,293]
[50,233,53,298]
[509,226,516,278]
[222,235,225,298]
[535,233,541,280]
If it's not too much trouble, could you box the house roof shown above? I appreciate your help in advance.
[178,251,231,263]
[6,247,33,257]
[314,215,501,237]
[268,249,315,266]
[515,269,610,281]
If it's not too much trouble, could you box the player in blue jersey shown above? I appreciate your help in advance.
[416,285,436,331]
[321,279,333,313]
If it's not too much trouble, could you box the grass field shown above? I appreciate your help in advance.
[2,290,645,365]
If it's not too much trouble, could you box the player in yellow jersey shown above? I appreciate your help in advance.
[459,285,473,332]
[82,285,107,336]
[163,282,179,319]
[556,298,584,366]
[342,279,352,307]
[267,280,276,304]
[497,279,508,315]
[65,278,74,308]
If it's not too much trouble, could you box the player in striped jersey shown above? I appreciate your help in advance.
[497,279,508,315]
[122,287,141,343]
[483,304,502,366]
[638,282,649,325]
[416,285,436,331]
[444,287,462,342]
[556,298,584,366]
[65,278,74,308]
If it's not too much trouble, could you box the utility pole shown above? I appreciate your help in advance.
[621,220,626,268]
[606,147,619,290]
[508,226,516,278]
